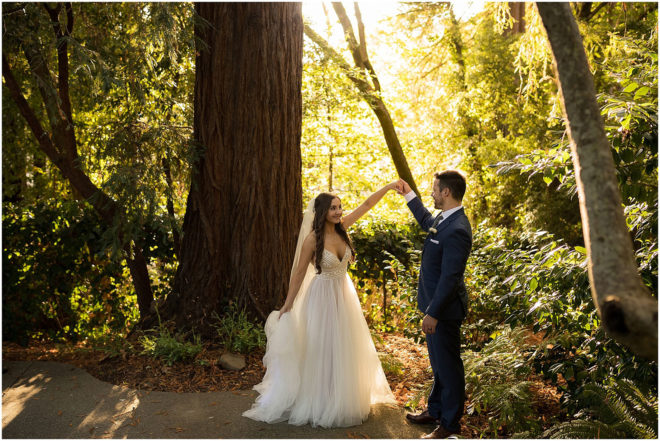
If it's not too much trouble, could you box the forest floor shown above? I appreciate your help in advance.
[3,332,563,438]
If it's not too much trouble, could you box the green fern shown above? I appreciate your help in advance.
[544,378,658,439]
[463,325,540,436]
[405,367,434,411]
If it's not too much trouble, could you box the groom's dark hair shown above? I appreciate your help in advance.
[435,170,466,201]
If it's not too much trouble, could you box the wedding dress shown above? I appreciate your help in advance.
[243,201,395,428]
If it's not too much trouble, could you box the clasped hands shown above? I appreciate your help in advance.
[390,179,411,195]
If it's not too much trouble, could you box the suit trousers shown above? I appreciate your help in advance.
[426,319,464,432]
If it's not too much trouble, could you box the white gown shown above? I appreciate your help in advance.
[243,246,396,428]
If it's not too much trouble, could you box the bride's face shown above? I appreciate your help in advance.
[326,197,343,224]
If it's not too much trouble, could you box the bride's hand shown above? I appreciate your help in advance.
[279,303,292,319]
[396,179,411,195]
[388,181,401,192]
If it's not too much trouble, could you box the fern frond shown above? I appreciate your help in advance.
[545,420,626,439]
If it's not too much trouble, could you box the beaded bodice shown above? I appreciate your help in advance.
[316,247,350,280]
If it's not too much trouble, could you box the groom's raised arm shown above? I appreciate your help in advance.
[406,197,435,232]
[398,181,434,231]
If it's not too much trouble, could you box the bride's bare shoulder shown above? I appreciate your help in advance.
[303,232,317,247]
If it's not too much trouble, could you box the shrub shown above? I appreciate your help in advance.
[2,200,138,343]
[212,303,265,354]
[140,331,202,366]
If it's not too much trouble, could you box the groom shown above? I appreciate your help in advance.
[397,171,472,439]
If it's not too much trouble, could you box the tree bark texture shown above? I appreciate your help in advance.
[536,2,657,360]
[505,2,526,35]
[158,2,303,331]
[2,4,154,318]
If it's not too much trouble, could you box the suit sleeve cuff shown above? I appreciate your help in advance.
[404,191,417,203]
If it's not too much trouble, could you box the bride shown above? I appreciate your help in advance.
[243,183,400,428]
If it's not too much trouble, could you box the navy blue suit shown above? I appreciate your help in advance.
[407,197,472,432]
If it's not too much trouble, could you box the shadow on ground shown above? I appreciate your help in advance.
[2,360,428,438]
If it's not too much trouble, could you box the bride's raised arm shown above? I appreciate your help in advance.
[341,181,401,229]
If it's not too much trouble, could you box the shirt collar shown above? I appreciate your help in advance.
[440,205,463,219]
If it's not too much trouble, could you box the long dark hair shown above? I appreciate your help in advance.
[312,193,355,274]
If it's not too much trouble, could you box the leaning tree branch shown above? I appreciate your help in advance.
[303,23,421,197]
[536,2,657,360]
[303,24,373,95]
[42,2,74,122]
[2,55,62,164]
[331,2,363,68]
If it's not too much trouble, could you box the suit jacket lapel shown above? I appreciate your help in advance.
[435,208,464,235]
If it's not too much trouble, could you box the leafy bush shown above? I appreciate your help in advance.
[465,224,657,413]
[382,248,425,342]
[212,303,265,354]
[140,331,202,366]
[544,378,658,439]
[349,220,424,334]
[139,308,202,365]
[2,200,137,343]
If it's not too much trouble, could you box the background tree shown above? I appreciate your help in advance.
[2,2,194,341]
[535,2,657,360]
[153,2,304,331]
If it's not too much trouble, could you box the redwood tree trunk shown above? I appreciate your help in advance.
[536,2,657,360]
[157,2,303,332]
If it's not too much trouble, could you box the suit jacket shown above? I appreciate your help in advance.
[407,197,472,321]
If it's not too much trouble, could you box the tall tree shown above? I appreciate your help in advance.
[2,3,155,317]
[154,2,304,330]
[304,3,420,197]
[536,2,657,360]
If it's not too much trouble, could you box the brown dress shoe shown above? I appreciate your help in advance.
[406,409,440,425]
[421,425,461,439]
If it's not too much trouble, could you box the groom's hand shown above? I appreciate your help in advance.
[396,179,411,195]
[422,314,438,334]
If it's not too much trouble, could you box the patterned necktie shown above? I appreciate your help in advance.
[432,213,444,229]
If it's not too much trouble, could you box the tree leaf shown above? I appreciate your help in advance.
[634,86,650,99]
[622,82,639,93]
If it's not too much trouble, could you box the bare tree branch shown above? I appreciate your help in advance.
[353,3,381,92]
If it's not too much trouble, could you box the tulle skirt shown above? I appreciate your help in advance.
[242,273,395,428]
